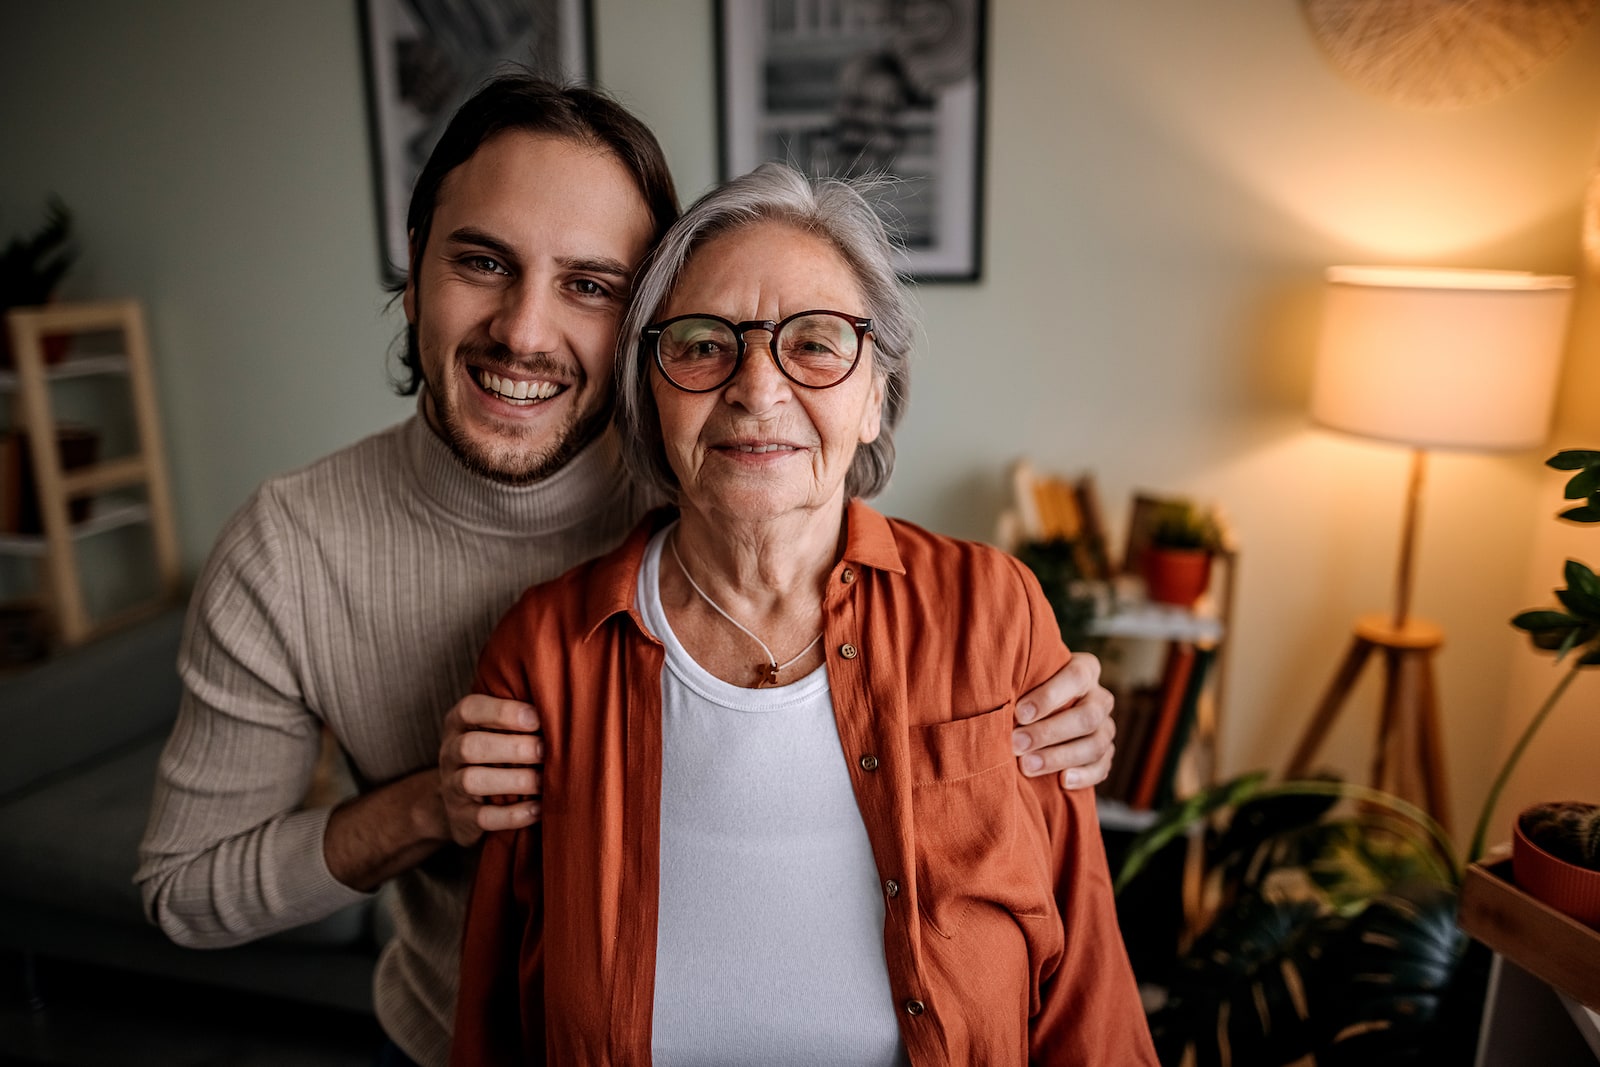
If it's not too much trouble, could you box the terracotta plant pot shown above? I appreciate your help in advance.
[1513,809,1600,930]
[1142,547,1212,608]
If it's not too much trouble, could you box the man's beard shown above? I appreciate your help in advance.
[427,340,609,486]
[437,398,609,486]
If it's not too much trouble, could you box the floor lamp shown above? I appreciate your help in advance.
[1285,266,1573,832]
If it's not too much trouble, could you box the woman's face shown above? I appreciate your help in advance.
[651,219,886,527]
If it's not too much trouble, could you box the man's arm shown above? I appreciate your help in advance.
[137,494,395,944]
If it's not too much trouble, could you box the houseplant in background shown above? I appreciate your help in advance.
[0,196,77,365]
[1141,499,1222,607]
[1115,446,1600,1066]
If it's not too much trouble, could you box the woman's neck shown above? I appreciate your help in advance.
[661,501,846,687]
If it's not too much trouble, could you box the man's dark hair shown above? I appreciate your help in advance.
[392,71,680,395]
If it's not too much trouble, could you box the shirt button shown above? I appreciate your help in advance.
[859,754,880,772]
[841,567,856,584]
[839,643,858,659]
[884,878,899,897]
[905,999,925,1017]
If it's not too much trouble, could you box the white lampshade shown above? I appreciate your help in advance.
[1310,266,1573,451]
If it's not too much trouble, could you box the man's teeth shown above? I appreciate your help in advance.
[734,444,795,453]
[480,371,560,403]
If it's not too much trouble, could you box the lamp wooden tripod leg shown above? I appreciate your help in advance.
[1285,447,1453,831]
[1287,613,1450,831]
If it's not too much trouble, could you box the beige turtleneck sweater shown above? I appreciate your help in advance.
[136,412,656,1066]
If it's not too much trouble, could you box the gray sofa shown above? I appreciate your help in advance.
[0,609,383,1013]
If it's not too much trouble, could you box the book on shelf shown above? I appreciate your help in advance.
[1128,642,1198,810]
[1098,682,1161,805]
[1151,645,1217,811]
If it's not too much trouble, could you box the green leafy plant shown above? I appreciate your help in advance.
[1,197,77,313]
[1117,774,1464,1067]
[1014,538,1103,655]
[1469,447,1600,862]
[1149,499,1223,552]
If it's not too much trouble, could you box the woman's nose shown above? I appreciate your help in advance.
[722,332,791,411]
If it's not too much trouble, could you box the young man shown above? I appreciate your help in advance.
[136,76,1114,1067]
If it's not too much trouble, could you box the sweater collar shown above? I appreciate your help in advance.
[404,403,630,535]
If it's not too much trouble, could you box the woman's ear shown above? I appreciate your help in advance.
[858,369,887,445]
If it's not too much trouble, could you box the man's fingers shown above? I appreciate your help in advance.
[1012,698,1111,756]
[1019,730,1115,778]
[475,801,541,833]
[1014,652,1100,724]
[451,694,540,732]
[1060,745,1115,791]
[457,730,544,768]
[459,765,541,800]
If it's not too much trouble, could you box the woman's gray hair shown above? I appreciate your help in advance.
[613,161,913,501]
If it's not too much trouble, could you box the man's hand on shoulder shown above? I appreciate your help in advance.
[1012,652,1115,790]
[439,694,544,847]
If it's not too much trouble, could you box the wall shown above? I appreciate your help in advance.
[2,2,1597,849]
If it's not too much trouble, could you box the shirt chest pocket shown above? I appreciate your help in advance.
[907,701,1058,939]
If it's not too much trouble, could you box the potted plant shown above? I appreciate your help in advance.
[1114,448,1600,1064]
[1513,801,1600,927]
[1142,500,1222,607]
[1116,773,1471,1066]
[1,197,78,365]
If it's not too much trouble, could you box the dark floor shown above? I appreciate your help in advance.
[0,955,381,1067]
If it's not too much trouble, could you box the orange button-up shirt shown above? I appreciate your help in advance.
[453,502,1157,1066]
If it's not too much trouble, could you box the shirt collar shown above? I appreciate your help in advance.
[579,498,906,638]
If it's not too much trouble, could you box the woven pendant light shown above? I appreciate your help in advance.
[1303,0,1598,109]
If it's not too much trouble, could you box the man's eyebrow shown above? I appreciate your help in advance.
[559,256,634,280]
[442,227,517,261]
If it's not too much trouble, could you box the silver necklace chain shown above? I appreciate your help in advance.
[668,532,824,686]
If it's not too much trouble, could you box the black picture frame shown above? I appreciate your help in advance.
[360,0,595,283]
[715,0,988,282]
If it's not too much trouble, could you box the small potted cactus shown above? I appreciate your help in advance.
[1513,801,1600,928]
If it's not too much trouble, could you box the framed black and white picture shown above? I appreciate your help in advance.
[716,0,987,282]
[361,0,593,281]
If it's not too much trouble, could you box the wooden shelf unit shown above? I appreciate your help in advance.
[2,300,180,645]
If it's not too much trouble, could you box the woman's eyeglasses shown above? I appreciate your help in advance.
[643,309,873,393]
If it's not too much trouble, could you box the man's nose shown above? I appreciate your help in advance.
[489,282,561,355]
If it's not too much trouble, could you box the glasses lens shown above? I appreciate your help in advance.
[775,313,860,387]
[657,317,738,389]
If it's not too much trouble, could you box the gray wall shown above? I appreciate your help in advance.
[4,2,1598,842]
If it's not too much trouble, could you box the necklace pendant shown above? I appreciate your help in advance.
[760,662,780,687]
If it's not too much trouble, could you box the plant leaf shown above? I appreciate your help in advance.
[1114,771,1268,894]
[1565,464,1600,500]
[1560,504,1600,523]
[1579,645,1600,667]
[1555,587,1600,623]
[1529,627,1573,652]
[1511,609,1579,632]
[1548,450,1600,471]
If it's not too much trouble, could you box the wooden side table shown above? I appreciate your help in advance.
[1458,860,1600,1065]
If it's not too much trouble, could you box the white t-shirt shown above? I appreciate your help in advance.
[639,525,908,1067]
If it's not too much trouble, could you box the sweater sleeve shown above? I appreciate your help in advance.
[1007,559,1159,1066]
[135,487,369,947]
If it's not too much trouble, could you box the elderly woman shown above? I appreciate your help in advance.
[452,163,1156,1066]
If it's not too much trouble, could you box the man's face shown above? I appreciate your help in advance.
[404,130,656,484]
